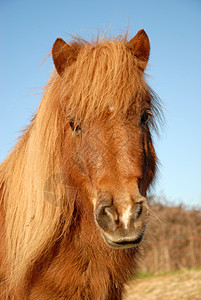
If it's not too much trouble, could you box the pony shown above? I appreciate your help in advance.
[0,29,161,299]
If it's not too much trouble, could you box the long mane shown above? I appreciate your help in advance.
[0,35,160,290]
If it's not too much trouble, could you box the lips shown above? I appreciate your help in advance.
[103,226,146,249]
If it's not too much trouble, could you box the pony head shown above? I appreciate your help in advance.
[51,30,157,249]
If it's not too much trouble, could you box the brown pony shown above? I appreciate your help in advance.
[0,29,161,299]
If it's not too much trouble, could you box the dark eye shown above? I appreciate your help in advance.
[141,110,152,125]
[69,120,81,134]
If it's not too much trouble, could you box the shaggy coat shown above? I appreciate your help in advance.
[0,29,161,299]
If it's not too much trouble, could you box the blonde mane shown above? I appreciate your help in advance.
[0,35,156,292]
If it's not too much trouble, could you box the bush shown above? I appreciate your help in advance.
[141,196,201,273]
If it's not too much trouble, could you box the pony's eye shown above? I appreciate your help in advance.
[69,120,81,134]
[141,111,152,125]
[69,121,74,129]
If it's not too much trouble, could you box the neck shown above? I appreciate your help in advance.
[21,198,139,299]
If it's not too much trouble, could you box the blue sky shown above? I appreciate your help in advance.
[1,0,201,207]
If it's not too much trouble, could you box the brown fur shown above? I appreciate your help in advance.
[0,30,162,299]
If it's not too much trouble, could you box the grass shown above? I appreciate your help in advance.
[137,267,201,279]
[124,268,201,300]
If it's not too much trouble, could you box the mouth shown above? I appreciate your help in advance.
[103,226,146,249]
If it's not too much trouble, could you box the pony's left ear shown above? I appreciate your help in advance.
[127,29,150,71]
[52,38,78,75]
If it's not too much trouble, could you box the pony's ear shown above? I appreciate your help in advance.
[127,29,150,71]
[52,38,78,75]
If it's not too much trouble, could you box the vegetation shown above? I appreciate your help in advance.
[124,199,201,299]
[141,197,201,273]
[124,269,201,300]
[138,267,201,279]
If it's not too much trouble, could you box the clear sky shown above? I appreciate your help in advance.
[1,0,201,207]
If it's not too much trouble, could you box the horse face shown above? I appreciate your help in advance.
[63,113,156,249]
[54,30,157,249]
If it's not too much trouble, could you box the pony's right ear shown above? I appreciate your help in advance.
[52,38,77,75]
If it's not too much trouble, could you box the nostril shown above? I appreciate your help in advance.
[104,207,118,221]
[135,202,143,220]
[95,204,118,231]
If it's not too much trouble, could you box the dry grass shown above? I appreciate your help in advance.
[124,269,201,300]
